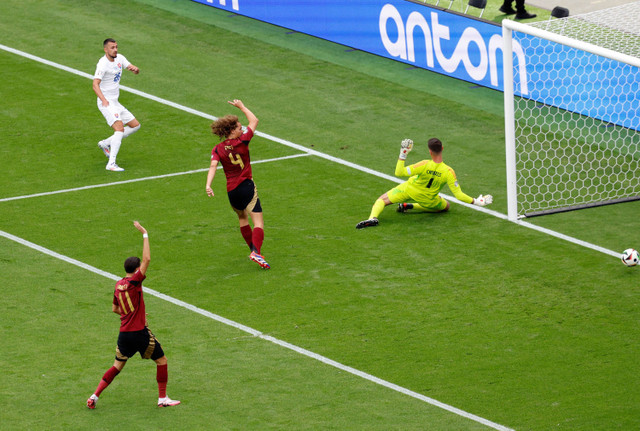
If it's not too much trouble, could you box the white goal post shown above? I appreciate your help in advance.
[502,3,640,220]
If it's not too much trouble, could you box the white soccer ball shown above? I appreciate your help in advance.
[621,248,639,267]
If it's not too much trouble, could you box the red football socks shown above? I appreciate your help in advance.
[240,225,253,250]
[157,364,168,398]
[95,366,120,397]
[252,227,264,254]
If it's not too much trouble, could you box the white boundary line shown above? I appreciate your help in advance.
[0,43,620,259]
[0,154,310,203]
[0,42,621,429]
[0,43,619,259]
[0,228,514,431]
[1,43,516,430]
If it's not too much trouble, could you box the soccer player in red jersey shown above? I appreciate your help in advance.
[205,99,270,269]
[87,221,180,409]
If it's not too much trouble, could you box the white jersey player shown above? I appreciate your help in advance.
[93,38,141,171]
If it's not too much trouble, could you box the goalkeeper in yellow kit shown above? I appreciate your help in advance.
[356,138,493,229]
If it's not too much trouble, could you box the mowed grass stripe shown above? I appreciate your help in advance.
[0,227,515,431]
[2,2,637,428]
[0,154,311,203]
[0,42,621,261]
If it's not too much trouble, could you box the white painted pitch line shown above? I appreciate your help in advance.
[0,153,310,203]
[0,43,620,260]
[0,43,620,259]
[0,42,515,427]
[0,227,514,431]
[0,42,620,428]
[451,204,621,259]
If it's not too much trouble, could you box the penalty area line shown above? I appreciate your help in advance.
[0,43,620,261]
[0,153,310,203]
[0,229,514,431]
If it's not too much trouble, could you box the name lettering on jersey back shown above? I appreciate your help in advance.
[424,170,442,177]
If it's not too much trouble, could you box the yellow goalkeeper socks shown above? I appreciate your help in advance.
[369,199,386,219]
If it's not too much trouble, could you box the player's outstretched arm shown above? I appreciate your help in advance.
[127,64,140,74]
[228,99,259,132]
[472,194,493,207]
[133,221,151,274]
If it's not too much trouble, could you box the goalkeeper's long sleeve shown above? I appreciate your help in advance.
[395,159,409,177]
[447,178,474,204]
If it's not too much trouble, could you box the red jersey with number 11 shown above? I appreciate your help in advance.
[211,128,254,191]
[113,269,147,332]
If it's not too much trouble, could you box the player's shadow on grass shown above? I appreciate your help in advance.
[382,210,449,230]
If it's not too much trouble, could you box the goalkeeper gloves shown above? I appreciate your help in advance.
[473,194,493,207]
[399,139,413,160]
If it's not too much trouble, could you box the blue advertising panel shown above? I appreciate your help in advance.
[191,0,639,130]
[191,0,510,91]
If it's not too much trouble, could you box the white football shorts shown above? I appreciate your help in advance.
[97,98,135,126]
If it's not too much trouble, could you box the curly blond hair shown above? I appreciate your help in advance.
[211,115,239,139]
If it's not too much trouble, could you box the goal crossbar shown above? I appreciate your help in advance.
[502,19,640,68]
[502,8,640,220]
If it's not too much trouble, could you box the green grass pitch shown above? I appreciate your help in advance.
[1,0,639,430]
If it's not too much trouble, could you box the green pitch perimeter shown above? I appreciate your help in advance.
[0,1,639,430]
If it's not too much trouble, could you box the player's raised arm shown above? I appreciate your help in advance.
[133,221,150,275]
[228,99,259,132]
[394,139,414,177]
[398,139,413,160]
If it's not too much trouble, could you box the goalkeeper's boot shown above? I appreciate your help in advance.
[355,217,379,229]
[98,140,110,157]
[158,396,181,407]
[249,251,271,269]
[87,394,98,409]
[396,203,414,213]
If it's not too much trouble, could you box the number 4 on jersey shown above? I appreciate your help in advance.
[229,153,244,169]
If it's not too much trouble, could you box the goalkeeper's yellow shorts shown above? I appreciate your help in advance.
[387,182,448,211]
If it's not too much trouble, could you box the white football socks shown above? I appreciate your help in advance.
[102,125,139,147]
[123,124,140,137]
[108,131,124,165]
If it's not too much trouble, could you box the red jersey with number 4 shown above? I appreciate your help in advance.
[211,128,254,191]
[113,269,147,332]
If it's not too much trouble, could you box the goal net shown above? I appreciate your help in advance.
[502,3,640,220]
